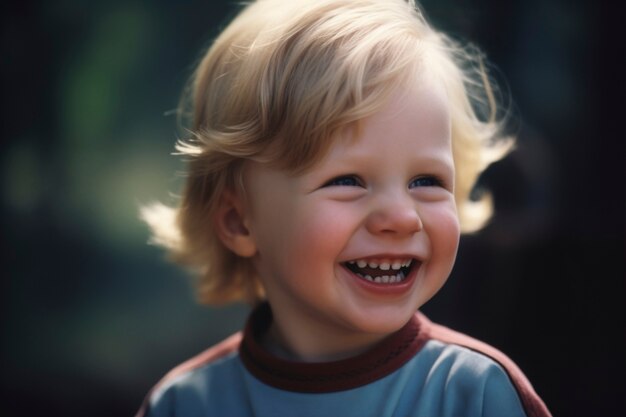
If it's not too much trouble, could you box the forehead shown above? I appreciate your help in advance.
[333,74,451,155]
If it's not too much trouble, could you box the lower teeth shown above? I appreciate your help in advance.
[357,271,405,283]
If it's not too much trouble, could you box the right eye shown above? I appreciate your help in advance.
[323,175,362,187]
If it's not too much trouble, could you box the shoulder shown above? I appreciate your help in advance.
[135,332,243,417]
[415,312,551,417]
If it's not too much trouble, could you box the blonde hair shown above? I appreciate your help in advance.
[141,0,513,305]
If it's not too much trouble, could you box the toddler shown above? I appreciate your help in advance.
[137,0,551,416]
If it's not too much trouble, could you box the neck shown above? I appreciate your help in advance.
[261,306,389,362]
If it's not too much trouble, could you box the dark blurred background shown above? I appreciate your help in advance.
[2,1,624,416]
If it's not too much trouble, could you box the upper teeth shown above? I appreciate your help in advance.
[350,259,412,270]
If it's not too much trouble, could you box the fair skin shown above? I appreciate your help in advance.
[218,75,460,362]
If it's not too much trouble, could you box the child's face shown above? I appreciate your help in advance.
[241,76,460,359]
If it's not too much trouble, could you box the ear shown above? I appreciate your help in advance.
[213,189,257,257]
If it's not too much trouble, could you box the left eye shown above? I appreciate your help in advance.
[409,176,441,188]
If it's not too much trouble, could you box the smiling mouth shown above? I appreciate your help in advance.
[343,258,418,284]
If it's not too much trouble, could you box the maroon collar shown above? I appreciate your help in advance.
[238,303,428,393]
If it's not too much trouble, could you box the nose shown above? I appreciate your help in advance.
[365,193,422,236]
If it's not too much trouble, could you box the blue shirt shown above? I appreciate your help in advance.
[137,304,551,417]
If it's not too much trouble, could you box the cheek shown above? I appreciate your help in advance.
[291,204,353,260]
[253,200,353,277]
[424,203,461,259]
